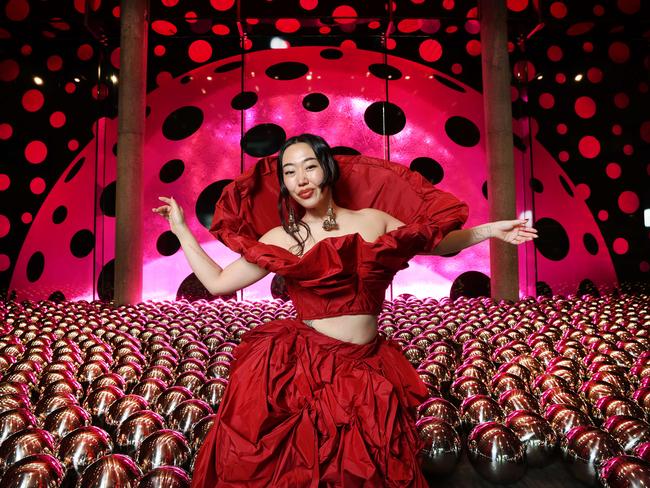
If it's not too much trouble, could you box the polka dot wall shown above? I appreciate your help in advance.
[0,0,647,302]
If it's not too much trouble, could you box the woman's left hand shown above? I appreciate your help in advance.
[491,219,538,245]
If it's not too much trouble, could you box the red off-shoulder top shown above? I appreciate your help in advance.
[210,155,468,320]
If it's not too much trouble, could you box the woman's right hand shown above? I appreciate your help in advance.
[152,196,188,236]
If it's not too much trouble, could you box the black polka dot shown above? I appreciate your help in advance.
[445,116,480,147]
[513,134,526,152]
[48,291,65,302]
[530,178,543,193]
[331,146,360,156]
[583,233,599,255]
[97,260,114,301]
[450,271,490,301]
[577,279,600,297]
[364,101,406,136]
[481,181,488,199]
[302,93,329,112]
[534,217,570,261]
[433,75,466,93]
[180,75,193,84]
[559,175,574,197]
[64,157,85,183]
[145,106,151,117]
[159,159,185,183]
[241,124,286,157]
[100,182,116,217]
[26,252,44,283]
[177,273,235,301]
[52,206,67,224]
[320,48,343,60]
[162,106,203,141]
[410,157,444,185]
[112,143,118,156]
[70,230,95,258]
[214,61,242,73]
[156,231,180,256]
[196,179,234,229]
[536,281,553,297]
[368,63,402,80]
[231,91,258,110]
[265,62,309,80]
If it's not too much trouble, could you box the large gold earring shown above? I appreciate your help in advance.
[287,207,299,233]
[322,203,338,231]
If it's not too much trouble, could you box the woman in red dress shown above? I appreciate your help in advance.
[153,134,537,487]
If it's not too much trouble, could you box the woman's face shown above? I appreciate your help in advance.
[281,142,327,207]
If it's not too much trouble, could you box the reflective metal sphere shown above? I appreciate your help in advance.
[191,414,217,454]
[0,454,64,488]
[598,455,650,488]
[136,429,191,472]
[467,422,526,484]
[562,426,623,485]
[0,409,37,446]
[506,410,558,467]
[42,405,92,441]
[83,386,125,426]
[198,379,228,411]
[78,454,143,488]
[416,417,462,476]
[544,404,593,437]
[603,415,650,454]
[137,465,190,488]
[130,378,167,404]
[115,410,165,457]
[498,389,539,414]
[168,399,213,437]
[417,397,460,431]
[105,395,149,433]
[57,426,113,480]
[460,395,504,431]
[0,428,55,473]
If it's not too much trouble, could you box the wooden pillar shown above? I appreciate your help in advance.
[479,0,519,301]
[114,0,148,304]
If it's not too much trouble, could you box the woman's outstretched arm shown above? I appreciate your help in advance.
[153,196,269,295]
[430,219,538,255]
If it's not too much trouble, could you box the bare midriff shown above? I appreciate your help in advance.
[304,314,378,345]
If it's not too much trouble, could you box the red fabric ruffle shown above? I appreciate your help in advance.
[191,320,430,487]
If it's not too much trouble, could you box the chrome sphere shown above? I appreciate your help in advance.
[0,454,64,488]
[115,410,165,457]
[0,409,37,446]
[78,454,143,488]
[506,410,558,467]
[416,417,462,477]
[137,465,190,488]
[42,405,92,441]
[57,426,113,481]
[0,428,55,473]
[598,455,650,488]
[467,422,526,484]
[136,429,191,472]
[562,426,623,486]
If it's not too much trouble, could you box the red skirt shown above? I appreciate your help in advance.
[191,319,430,487]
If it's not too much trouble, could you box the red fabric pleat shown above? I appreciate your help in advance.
[191,320,430,488]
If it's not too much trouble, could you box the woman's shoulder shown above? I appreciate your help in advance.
[259,225,289,246]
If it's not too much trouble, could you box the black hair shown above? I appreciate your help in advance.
[276,134,340,256]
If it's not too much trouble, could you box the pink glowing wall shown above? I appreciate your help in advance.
[9,46,617,301]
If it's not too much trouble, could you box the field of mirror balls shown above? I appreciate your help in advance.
[0,290,648,487]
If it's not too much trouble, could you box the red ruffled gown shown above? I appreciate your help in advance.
[191,155,468,487]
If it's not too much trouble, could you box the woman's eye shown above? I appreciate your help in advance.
[284,172,294,176]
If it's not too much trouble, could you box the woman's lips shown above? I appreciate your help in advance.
[298,190,314,198]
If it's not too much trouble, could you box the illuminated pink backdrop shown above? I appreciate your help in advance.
[9,46,617,301]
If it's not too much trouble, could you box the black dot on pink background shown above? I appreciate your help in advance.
[177,273,234,301]
[265,62,309,80]
[64,157,85,183]
[450,271,490,300]
[320,48,343,59]
[364,101,406,135]
[196,179,233,229]
[112,143,118,156]
[559,175,574,197]
[332,146,360,156]
[583,233,599,255]
[162,106,203,141]
[481,181,488,199]
[97,259,114,301]
[52,205,67,224]
[156,231,180,256]
[100,182,116,217]
[48,291,65,302]
[530,178,543,193]
[159,159,184,183]
[410,157,444,185]
[26,251,44,283]
[536,281,553,297]
[577,279,599,297]
[368,63,402,80]
[302,93,329,112]
[433,75,466,93]
[513,134,526,152]
[214,61,242,73]
[534,217,570,261]
[231,91,257,110]
[241,124,286,157]
[445,116,480,147]
[70,229,95,258]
